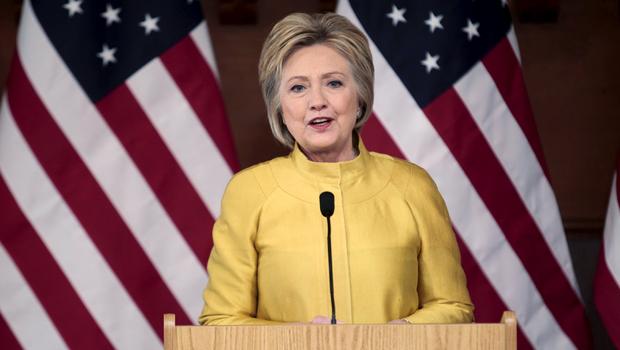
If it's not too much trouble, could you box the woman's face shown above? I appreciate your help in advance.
[279,44,359,162]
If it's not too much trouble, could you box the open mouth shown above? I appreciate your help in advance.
[309,117,333,126]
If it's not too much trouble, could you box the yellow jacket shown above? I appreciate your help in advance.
[199,141,474,325]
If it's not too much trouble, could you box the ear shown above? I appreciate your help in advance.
[277,106,286,125]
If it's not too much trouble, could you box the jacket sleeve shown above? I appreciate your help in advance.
[402,166,475,324]
[198,168,282,325]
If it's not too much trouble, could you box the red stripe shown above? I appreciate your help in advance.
[423,88,591,349]
[594,242,620,347]
[361,113,406,159]
[0,313,23,350]
[6,57,191,336]
[455,233,533,350]
[96,84,214,265]
[0,176,112,349]
[482,38,550,178]
[160,35,239,172]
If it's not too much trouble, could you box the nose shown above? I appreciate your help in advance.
[309,87,327,112]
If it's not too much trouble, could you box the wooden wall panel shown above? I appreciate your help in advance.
[0,1,19,91]
[514,0,620,229]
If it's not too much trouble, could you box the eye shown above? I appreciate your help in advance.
[290,84,305,93]
[327,80,343,88]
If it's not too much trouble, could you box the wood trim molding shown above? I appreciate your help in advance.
[563,218,604,235]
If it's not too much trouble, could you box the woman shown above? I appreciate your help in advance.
[199,12,474,325]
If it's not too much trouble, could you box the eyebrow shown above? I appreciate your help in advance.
[285,71,346,84]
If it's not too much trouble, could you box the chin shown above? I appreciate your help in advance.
[304,142,336,153]
[306,137,340,151]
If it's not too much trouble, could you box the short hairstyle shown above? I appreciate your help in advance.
[258,12,374,148]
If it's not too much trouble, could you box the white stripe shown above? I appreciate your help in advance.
[0,244,67,350]
[18,0,206,321]
[507,26,521,64]
[454,63,581,297]
[127,59,232,217]
[603,174,620,284]
[0,96,159,349]
[338,1,575,348]
[190,21,220,81]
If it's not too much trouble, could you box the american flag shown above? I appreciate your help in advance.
[594,157,620,348]
[0,0,236,348]
[338,0,591,348]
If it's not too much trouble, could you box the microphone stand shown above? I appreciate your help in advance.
[319,191,337,325]
[326,214,336,325]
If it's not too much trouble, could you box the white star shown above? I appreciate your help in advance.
[101,4,121,26]
[139,14,160,35]
[421,52,440,73]
[424,12,444,33]
[462,19,480,40]
[386,5,407,26]
[63,0,83,17]
[97,44,117,66]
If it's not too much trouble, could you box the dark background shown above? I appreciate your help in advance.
[1,0,618,348]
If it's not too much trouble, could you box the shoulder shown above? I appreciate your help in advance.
[368,151,438,194]
[224,157,283,201]
[369,152,451,222]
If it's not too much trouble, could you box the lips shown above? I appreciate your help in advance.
[308,117,333,131]
[309,117,332,125]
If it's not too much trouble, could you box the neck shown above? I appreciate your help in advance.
[302,146,358,163]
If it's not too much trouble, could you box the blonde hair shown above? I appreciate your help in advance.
[258,12,374,148]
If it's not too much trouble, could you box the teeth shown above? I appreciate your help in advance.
[311,118,329,124]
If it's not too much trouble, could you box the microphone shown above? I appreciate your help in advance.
[319,191,337,325]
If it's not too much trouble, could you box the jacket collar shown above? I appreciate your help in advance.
[289,138,370,185]
[267,136,394,204]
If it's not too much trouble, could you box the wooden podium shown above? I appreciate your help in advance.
[163,312,517,350]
